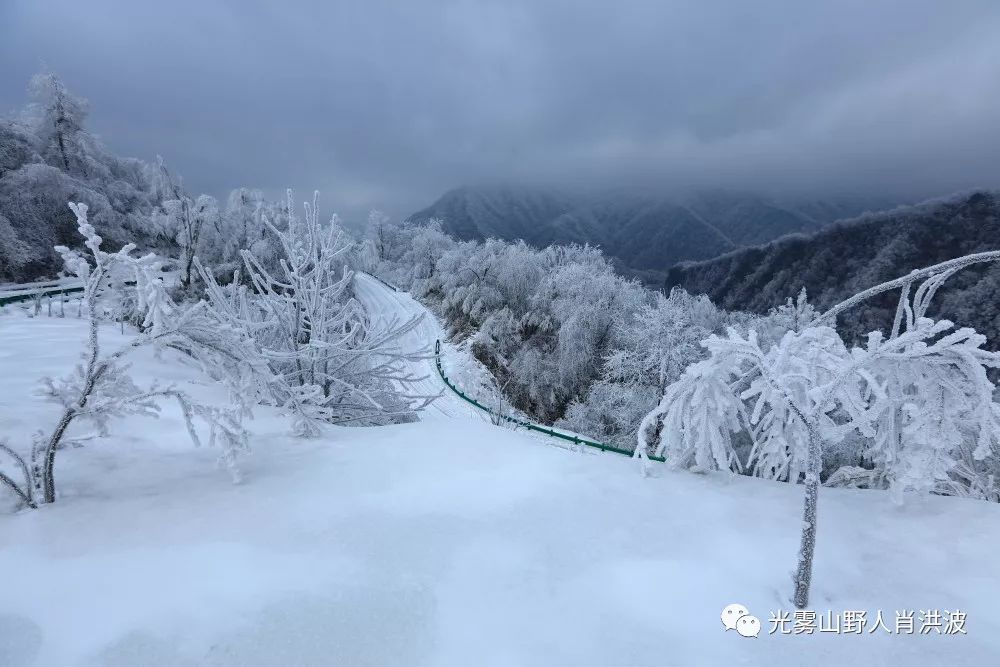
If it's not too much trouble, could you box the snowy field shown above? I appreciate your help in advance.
[2,284,999,666]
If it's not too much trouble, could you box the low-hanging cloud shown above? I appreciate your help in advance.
[2,0,999,219]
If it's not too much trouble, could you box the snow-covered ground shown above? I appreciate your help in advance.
[1,280,999,666]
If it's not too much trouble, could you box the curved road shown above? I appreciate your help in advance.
[352,272,481,421]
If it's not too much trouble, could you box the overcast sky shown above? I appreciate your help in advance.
[2,0,1000,219]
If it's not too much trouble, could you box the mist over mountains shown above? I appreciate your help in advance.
[407,185,895,282]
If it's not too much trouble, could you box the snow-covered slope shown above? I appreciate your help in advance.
[1,282,998,666]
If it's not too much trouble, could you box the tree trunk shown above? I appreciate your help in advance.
[40,409,76,504]
[38,358,105,503]
[793,424,822,608]
[56,126,71,172]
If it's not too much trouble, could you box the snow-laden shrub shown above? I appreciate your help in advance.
[637,252,1000,607]
[641,314,1000,498]
[197,191,437,436]
[0,203,251,509]
[642,253,1000,500]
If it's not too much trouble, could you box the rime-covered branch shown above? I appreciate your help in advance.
[818,250,1000,327]
[1,202,252,507]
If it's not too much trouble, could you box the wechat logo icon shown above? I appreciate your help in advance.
[722,603,761,638]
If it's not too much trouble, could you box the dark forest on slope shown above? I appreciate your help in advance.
[666,190,1000,346]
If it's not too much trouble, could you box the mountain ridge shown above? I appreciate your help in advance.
[665,189,1000,345]
[406,185,895,281]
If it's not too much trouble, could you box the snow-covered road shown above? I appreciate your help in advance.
[352,271,482,420]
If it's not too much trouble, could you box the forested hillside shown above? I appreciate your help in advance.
[407,185,892,282]
[0,74,307,290]
[666,190,1000,345]
[0,74,185,283]
[358,214,821,450]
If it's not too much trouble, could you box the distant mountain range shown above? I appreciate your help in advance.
[666,190,1000,346]
[406,185,895,282]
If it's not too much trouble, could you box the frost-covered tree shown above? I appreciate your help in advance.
[537,258,646,413]
[0,162,122,280]
[558,288,733,446]
[0,203,250,508]
[197,191,437,435]
[0,119,40,179]
[819,251,1000,501]
[185,187,275,277]
[366,209,397,262]
[150,190,224,288]
[26,73,101,179]
[637,251,1000,607]
[221,188,267,264]
[394,219,455,294]
[0,73,196,282]
[0,214,32,277]
[753,287,818,349]
[435,238,543,335]
[621,290,731,393]
[147,156,220,286]
[190,194,223,265]
[441,243,644,422]
[354,210,399,276]
[162,196,201,287]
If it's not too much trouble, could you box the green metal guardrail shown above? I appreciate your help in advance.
[434,339,665,463]
[0,285,85,307]
[0,279,143,308]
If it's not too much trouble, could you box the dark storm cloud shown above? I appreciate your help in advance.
[2,0,1000,219]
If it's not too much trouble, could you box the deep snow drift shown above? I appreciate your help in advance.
[1,281,998,666]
